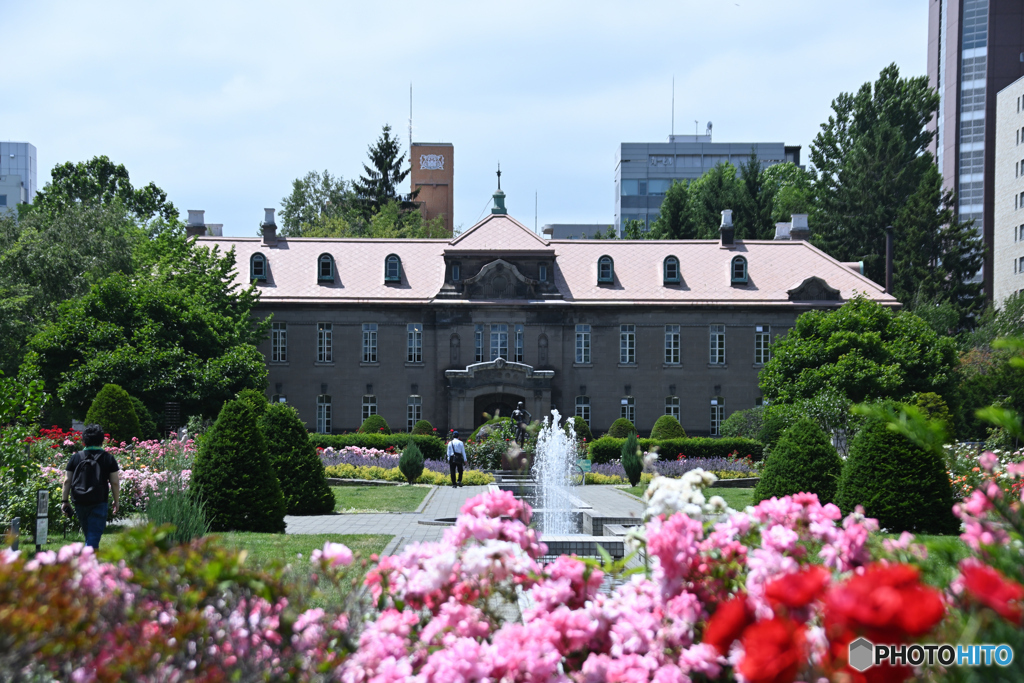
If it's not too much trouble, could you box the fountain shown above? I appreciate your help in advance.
[531,409,577,535]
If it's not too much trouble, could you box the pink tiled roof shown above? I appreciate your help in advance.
[199,214,895,307]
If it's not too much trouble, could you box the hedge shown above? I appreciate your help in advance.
[588,436,764,464]
[324,463,494,486]
[309,433,446,462]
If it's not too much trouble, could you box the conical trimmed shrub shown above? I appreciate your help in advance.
[621,433,643,487]
[191,399,286,532]
[236,389,269,419]
[754,419,843,505]
[85,383,141,445]
[608,418,637,438]
[835,414,959,535]
[259,403,335,515]
[399,441,425,485]
[129,395,159,441]
[359,414,391,434]
[650,415,687,440]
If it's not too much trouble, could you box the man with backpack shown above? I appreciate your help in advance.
[447,430,467,488]
[61,424,120,549]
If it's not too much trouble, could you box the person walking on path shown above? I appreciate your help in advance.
[447,430,467,488]
[62,424,120,549]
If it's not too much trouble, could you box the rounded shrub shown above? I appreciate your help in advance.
[191,399,286,532]
[621,433,643,487]
[607,418,637,438]
[564,416,593,443]
[129,396,159,441]
[258,403,335,515]
[720,406,764,440]
[471,417,512,442]
[649,415,686,440]
[398,441,425,485]
[835,413,959,535]
[85,384,141,445]
[411,420,434,436]
[359,415,391,435]
[753,419,843,505]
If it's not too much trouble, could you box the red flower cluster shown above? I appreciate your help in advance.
[960,562,1024,624]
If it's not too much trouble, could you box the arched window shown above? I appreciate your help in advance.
[250,253,267,281]
[318,253,335,282]
[598,255,614,283]
[663,256,680,284]
[731,256,748,284]
[385,254,401,283]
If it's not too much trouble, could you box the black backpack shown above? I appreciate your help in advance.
[71,450,107,505]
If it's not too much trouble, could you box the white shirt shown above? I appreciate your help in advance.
[447,438,467,463]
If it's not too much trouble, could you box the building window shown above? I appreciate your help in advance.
[0,195,6,206]
[620,396,635,423]
[539,264,548,282]
[514,324,524,363]
[665,325,681,365]
[407,323,423,363]
[575,324,591,364]
[575,396,591,426]
[271,322,287,362]
[251,253,267,281]
[489,324,508,361]
[474,324,484,362]
[1019,256,1024,274]
[663,256,680,283]
[317,322,333,363]
[620,324,635,364]
[316,395,332,434]
[1019,225,1024,242]
[754,325,770,365]
[318,253,335,281]
[665,396,680,420]
[710,325,726,365]
[598,256,614,283]
[362,395,377,420]
[385,254,401,282]
[362,323,377,363]
[407,396,422,432]
[731,256,748,284]
[710,398,724,436]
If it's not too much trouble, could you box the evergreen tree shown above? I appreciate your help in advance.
[129,395,159,441]
[398,441,425,485]
[85,384,141,444]
[687,163,744,238]
[191,399,286,532]
[259,403,335,515]
[753,419,843,505]
[351,125,418,219]
[734,150,776,239]
[649,180,695,239]
[621,433,643,487]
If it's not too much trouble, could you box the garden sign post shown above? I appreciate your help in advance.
[35,490,48,552]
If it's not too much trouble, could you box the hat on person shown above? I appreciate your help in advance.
[451,430,459,438]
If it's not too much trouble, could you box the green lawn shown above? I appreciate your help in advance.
[217,532,391,570]
[332,484,430,513]
[622,485,756,511]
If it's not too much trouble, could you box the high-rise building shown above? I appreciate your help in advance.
[410,142,453,235]
[992,75,1024,305]
[928,0,1024,298]
[0,142,37,214]
[615,135,800,234]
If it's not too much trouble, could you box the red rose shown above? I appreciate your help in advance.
[766,565,831,611]
[737,617,806,683]
[825,563,944,643]
[961,562,1024,624]
[703,593,755,655]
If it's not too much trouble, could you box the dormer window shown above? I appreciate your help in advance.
[731,256,748,284]
[452,263,461,282]
[251,253,267,281]
[539,264,548,282]
[318,253,335,282]
[663,256,680,284]
[385,254,401,283]
[598,255,614,283]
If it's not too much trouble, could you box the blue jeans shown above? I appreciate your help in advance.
[73,501,109,549]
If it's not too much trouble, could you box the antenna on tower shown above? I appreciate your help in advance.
[408,83,413,156]
[671,76,675,137]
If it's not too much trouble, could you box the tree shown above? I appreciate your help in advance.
[760,162,814,223]
[810,64,982,315]
[84,384,141,445]
[22,234,270,423]
[191,399,286,532]
[33,156,178,222]
[621,433,643,487]
[399,441,425,485]
[760,296,959,406]
[622,218,649,240]
[259,403,335,514]
[351,125,417,219]
[650,180,694,239]
[753,419,843,505]
[278,170,356,237]
[687,163,744,239]
[734,150,776,240]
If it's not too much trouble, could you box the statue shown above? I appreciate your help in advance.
[511,401,531,446]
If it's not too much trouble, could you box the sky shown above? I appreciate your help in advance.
[4,1,927,236]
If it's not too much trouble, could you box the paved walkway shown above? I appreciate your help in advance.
[284,485,648,556]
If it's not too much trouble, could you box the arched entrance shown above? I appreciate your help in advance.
[473,392,525,429]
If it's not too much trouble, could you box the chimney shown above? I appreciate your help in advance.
[719,209,735,247]
[773,222,791,240]
[261,208,278,246]
[790,214,810,241]
[186,210,207,237]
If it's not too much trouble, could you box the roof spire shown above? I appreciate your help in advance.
[491,162,507,215]
[496,162,502,190]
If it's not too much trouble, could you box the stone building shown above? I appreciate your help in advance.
[197,194,896,437]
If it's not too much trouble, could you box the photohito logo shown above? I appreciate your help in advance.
[848,638,1015,671]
